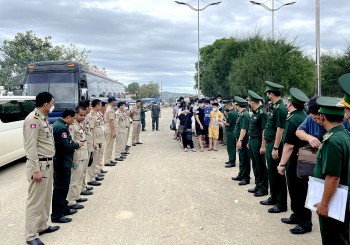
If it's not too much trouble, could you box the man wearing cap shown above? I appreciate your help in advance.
[313,96,350,245]
[260,81,288,213]
[141,102,148,131]
[338,73,350,132]
[247,90,269,196]
[104,97,117,165]
[131,100,143,146]
[231,96,250,185]
[223,101,238,168]
[114,102,128,161]
[276,88,312,233]
[151,102,161,131]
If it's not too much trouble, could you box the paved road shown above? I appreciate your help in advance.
[0,108,321,245]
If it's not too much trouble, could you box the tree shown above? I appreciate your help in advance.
[137,82,160,99]
[126,82,140,94]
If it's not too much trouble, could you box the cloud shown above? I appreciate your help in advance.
[0,0,349,93]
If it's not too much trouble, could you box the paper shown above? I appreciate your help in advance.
[305,176,348,222]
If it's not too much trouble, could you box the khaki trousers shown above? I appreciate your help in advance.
[115,131,126,157]
[96,142,105,175]
[88,143,104,182]
[25,160,53,241]
[125,127,130,147]
[81,152,91,192]
[132,121,141,143]
[67,159,87,206]
[104,129,115,162]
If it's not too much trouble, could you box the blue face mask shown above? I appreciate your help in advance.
[184,109,190,114]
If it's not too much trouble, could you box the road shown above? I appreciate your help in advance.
[0,108,321,245]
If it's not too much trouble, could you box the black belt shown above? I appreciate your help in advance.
[133,120,140,121]
[38,157,53,161]
[265,139,275,144]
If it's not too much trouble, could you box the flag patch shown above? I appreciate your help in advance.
[62,132,67,138]
[30,123,37,129]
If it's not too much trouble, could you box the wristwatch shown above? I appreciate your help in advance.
[273,146,278,150]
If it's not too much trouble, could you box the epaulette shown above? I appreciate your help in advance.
[286,113,294,121]
[275,104,280,109]
[322,132,334,142]
[259,108,263,114]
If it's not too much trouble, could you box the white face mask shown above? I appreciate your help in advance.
[212,107,217,111]
[48,104,54,113]
[218,99,221,103]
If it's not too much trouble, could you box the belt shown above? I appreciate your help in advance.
[38,156,53,161]
[265,139,275,144]
[133,120,140,121]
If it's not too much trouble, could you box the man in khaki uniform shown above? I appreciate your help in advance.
[23,92,59,245]
[114,102,128,161]
[66,106,88,210]
[124,105,132,149]
[131,99,143,146]
[104,96,117,165]
[97,102,108,172]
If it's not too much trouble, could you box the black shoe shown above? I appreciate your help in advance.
[95,176,104,181]
[76,198,88,203]
[254,191,268,197]
[126,145,131,148]
[87,181,101,186]
[52,216,72,223]
[122,152,129,154]
[260,199,275,205]
[156,129,159,131]
[26,238,45,245]
[64,209,78,216]
[231,176,242,181]
[136,142,143,144]
[225,161,230,164]
[97,173,105,177]
[248,187,258,193]
[290,225,311,234]
[115,158,124,161]
[238,180,250,185]
[100,170,108,174]
[225,163,235,168]
[268,206,287,213]
[105,162,116,167]
[132,143,136,146]
[80,190,93,195]
[69,204,84,209]
[142,130,146,131]
[86,186,93,191]
[38,226,60,236]
[281,217,299,225]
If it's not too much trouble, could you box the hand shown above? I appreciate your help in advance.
[73,157,76,164]
[308,136,322,149]
[112,131,116,139]
[93,142,97,150]
[78,141,84,148]
[236,141,242,150]
[272,149,279,160]
[32,171,42,182]
[314,203,329,217]
[277,165,285,175]
[259,146,266,154]
[200,125,204,130]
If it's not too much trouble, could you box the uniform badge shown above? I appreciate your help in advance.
[30,123,37,129]
[62,132,67,138]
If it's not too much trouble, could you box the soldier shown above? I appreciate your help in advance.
[151,102,161,131]
[246,90,269,196]
[276,88,312,234]
[51,109,83,223]
[223,100,238,168]
[104,96,117,165]
[114,102,128,161]
[313,96,350,244]
[131,99,143,146]
[231,96,250,185]
[124,104,132,150]
[260,81,288,214]
[24,92,59,245]
[97,102,109,172]
[66,106,88,210]
[141,102,148,131]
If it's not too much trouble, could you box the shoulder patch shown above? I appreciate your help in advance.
[29,123,37,129]
[259,109,263,114]
[322,132,334,142]
[286,113,294,121]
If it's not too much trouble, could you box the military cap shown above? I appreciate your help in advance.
[316,96,345,116]
[247,90,263,103]
[338,73,350,108]
[264,81,284,92]
[234,96,248,107]
[288,88,309,106]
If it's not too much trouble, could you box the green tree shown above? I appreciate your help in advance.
[126,82,140,94]
[137,81,160,99]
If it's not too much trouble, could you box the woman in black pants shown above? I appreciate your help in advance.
[179,109,196,152]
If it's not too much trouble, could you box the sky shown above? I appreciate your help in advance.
[0,0,350,93]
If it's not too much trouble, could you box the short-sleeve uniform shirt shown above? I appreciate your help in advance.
[249,106,267,138]
[234,109,250,141]
[264,99,287,141]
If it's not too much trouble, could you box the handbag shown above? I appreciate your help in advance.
[178,115,189,134]
[297,146,317,179]
[170,120,176,130]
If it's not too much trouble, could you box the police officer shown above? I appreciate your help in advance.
[276,88,312,234]
[223,100,238,168]
[96,102,109,173]
[247,90,269,197]
[66,106,88,210]
[151,102,161,131]
[124,105,132,150]
[114,102,128,161]
[141,102,148,131]
[24,92,58,245]
[131,99,142,146]
[51,109,83,223]
[231,96,250,185]
[104,96,117,165]
[313,96,350,244]
[260,81,288,214]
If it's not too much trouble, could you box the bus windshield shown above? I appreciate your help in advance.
[23,72,78,109]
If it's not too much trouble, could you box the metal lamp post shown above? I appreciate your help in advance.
[250,0,296,40]
[316,0,321,95]
[175,0,221,96]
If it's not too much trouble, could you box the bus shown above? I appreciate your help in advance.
[22,61,125,122]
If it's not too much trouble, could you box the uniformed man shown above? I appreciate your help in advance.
[313,96,350,244]
[124,104,132,150]
[223,100,238,168]
[24,92,59,245]
[141,102,148,131]
[66,106,88,210]
[131,99,142,146]
[51,109,82,223]
[104,96,117,165]
[260,81,288,214]
[97,102,109,172]
[151,102,161,131]
[114,102,128,161]
[231,96,250,185]
[247,90,269,197]
[276,88,312,234]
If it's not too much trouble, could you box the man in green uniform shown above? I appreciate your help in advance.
[247,90,268,197]
[151,102,161,131]
[261,81,288,214]
[141,102,148,131]
[313,96,349,245]
[276,88,312,234]
[231,96,250,185]
[222,101,238,168]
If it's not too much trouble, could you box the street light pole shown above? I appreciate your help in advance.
[272,0,275,40]
[175,1,221,96]
[316,0,321,96]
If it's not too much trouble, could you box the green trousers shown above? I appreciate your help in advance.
[319,212,349,245]
[237,139,250,180]
[141,117,146,131]
[226,131,236,163]
[152,117,159,130]
[265,142,287,209]
[249,138,268,193]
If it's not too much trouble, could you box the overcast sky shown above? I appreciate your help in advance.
[0,0,349,93]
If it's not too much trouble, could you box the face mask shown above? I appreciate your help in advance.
[212,107,217,111]
[205,104,209,108]
[177,103,180,106]
[184,109,190,114]
[199,103,204,108]
[48,104,54,113]
[218,99,221,103]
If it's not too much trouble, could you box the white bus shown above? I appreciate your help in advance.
[0,96,36,167]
